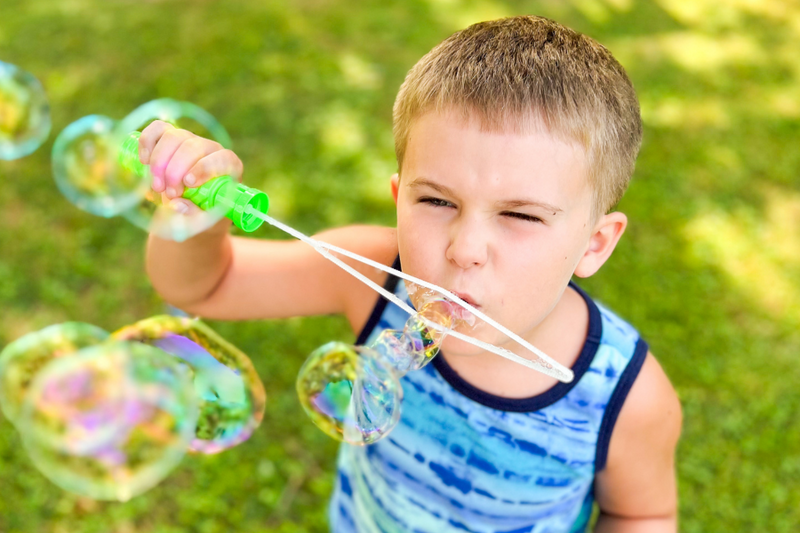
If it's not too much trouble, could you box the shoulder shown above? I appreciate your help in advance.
[594,352,682,518]
[612,353,682,450]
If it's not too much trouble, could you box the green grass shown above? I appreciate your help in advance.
[1,0,799,531]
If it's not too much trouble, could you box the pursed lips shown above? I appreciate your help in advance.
[452,291,480,309]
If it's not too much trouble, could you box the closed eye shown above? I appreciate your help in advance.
[502,211,543,223]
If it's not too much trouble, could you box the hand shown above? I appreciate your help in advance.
[138,120,243,214]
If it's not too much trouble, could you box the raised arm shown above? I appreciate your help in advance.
[151,224,398,326]
[139,120,399,328]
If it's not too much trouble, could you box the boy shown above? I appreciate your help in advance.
[139,15,681,533]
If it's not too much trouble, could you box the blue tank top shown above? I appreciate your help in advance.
[329,258,648,533]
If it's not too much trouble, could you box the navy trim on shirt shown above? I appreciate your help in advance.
[594,336,649,471]
[432,280,602,413]
[355,255,402,346]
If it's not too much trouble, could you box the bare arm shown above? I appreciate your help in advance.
[593,353,682,533]
[138,119,398,328]
[145,217,234,309]
[159,224,398,326]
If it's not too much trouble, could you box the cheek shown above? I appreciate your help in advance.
[490,237,575,313]
[396,213,443,280]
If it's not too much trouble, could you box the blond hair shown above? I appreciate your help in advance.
[393,15,643,218]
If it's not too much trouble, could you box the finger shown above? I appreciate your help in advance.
[160,192,204,216]
[148,128,195,193]
[138,120,174,165]
[163,137,222,198]
[167,198,204,216]
[186,149,244,188]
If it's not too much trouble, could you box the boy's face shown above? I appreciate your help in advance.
[393,111,600,356]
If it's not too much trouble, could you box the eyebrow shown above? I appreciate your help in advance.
[408,177,564,214]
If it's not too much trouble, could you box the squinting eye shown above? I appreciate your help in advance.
[419,197,454,208]
[503,211,543,223]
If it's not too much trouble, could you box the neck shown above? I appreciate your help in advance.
[439,284,589,398]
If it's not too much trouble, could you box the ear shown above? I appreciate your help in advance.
[390,173,400,204]
[573,211,628,278]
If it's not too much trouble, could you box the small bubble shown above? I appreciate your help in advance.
[0,61,51,160]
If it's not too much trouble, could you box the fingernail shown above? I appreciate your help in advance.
[166,187,176,198]
[171,201,188,214]
[184,174,196,186]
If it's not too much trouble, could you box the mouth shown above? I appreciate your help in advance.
[452,291,480,309]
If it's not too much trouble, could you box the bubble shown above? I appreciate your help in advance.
[17,342,198,501]
[367,299,457,377]
[296,342,402,445]
[0,322,109,425]
[401,300,453,366]
[52,115,149,217]
[405,281,477,328]
[370,329,415,375]
[296,282,482,444]
[0,61,51,160]
[110,315,266,454]
[296,292,475,443]
[115,99,233,242]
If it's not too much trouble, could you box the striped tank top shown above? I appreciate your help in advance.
[329,259,648,533]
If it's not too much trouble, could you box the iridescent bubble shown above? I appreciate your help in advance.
[405,282,477,327]
[17,342,198,501]
[117,98,231,150]
[115,99,232,242]
[52,115,149,217]
[0,322,109,425]
[370,329,414,375]
[298,282,482,444]
[402,299,456,370]
[296,341,402,445]
[111,315,265,454]
[0,61,51,160]
[369,299,458,376]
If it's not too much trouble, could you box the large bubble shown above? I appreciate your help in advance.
[0,322,109,425]
[52,114,149,217]
[17,342,198,502]
[297,284,478,444]
[110,315,266,454]
[0,61,51,160]
[116,99,233,242]
[296,341,402,445]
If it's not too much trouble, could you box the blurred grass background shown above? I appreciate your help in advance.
[1,0,799,531]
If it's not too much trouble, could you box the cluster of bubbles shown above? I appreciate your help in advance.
[51,99,232,242]
[2,63,484,452]
[0,316,265,501]
[296,283,475,445]
[0,61,51,160]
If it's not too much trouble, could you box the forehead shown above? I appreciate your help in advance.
[402,111,590,205]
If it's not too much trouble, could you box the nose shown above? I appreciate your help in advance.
[445,216,488,269]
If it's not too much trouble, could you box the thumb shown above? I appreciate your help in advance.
[168,198,204,216]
